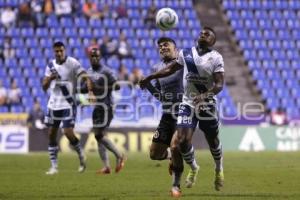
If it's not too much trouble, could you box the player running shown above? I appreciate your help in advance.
[84,48,126,174]
[140,27,225,197]
[42,41,95,175]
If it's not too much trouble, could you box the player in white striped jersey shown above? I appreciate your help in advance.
[42,41,95,175]
[140,27,225,196]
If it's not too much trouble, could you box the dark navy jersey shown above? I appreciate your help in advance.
[87,65,117,107]
[151,60,184,114]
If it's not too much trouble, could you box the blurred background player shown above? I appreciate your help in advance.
[84,48,126,174]
[42,41,94,175]
[140,27,225,196]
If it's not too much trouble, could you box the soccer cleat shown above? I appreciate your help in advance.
[214,170,224,191]
[96,167,111,174]
[170,186,181,198]
[78,163,86,173]
[115,155,126,173]
[185,166,199,188]
[45,167,58,175]
[78,154,87,173]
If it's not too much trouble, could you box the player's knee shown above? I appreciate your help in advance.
[179,139,191,153]
[69,137,79,145]
[149,150,157,160]
[94,132,104,142]
[149,148,163,160]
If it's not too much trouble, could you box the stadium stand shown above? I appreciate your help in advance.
[0,0,237,121]
[222,0,300,119]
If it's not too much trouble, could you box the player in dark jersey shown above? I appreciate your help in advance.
[142,37,200,197]
[140,27,225,197]
[85,48,126,174]
[146,37,183,161]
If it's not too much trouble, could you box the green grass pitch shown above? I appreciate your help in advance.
[0,151,299,200]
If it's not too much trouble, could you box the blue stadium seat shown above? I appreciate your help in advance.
[64,27,78,38]
[50,28,63,37]
[46,15,58,27]
[74,17,87,28]
[21,28,34,38]
[25,38,39,48]
[10,105,24,113]
[89,19,102,28]
[36,28,48,38]
[0,106,8,112]
[60,17,73,28]
[79,28,92,39]
[15,48,28,58]
[11,38,24,48]
[116,18,130,28]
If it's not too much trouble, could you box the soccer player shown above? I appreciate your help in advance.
[144,37,198,191]
[85,48,126,174]
[42,41,95,175]
[140,27,225,196]
[146,37,182,162]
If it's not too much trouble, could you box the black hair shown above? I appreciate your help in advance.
[157,37,176,46]
[53,41,65,48]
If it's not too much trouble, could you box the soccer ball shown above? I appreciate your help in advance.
[155,8,178,31]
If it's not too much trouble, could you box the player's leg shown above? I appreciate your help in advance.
[63,127,86,172]
[94,128,111,174]
[149,142,170,160]
[44,109,60,175]
[62,108,86,172]
[199,107,224,190]
[169,131,183,197]
[93,106,125,173]
[176,104,199,188]
[46,126,59,174]
[149,114,175,160]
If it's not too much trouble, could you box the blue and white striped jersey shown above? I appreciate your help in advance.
[44,56,85,110]
[176,47,224,108]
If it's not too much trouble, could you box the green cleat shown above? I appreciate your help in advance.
[185,166,199,188]
[214,170,224,191]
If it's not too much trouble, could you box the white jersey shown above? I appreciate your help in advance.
[176,47,224,108]
[44,56,85,110]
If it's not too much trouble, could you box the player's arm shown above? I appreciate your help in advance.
[139,61,182,89]
[78,71,96,102]
[42,73,59,92]
[145,80,166,101]
[78,71,93,92]
[193,72,224,104]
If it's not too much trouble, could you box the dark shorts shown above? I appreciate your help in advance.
[92,106,113,130]
[152,113,177,146]
[177,103,219,136]
[44,107,76,128]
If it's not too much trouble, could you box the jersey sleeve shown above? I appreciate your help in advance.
[213,54,225,73]
[176,49,185,66]
[73,59,85,76]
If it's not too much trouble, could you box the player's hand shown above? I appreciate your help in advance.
[87,91,97,103]
[139,77,151,89]
[193,93,206,105]
[50,72,60,81]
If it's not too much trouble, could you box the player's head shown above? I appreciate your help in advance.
[157,37,177,62]
[198,26,216,47]
[53,41,66,63]
[89,48,101,67]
